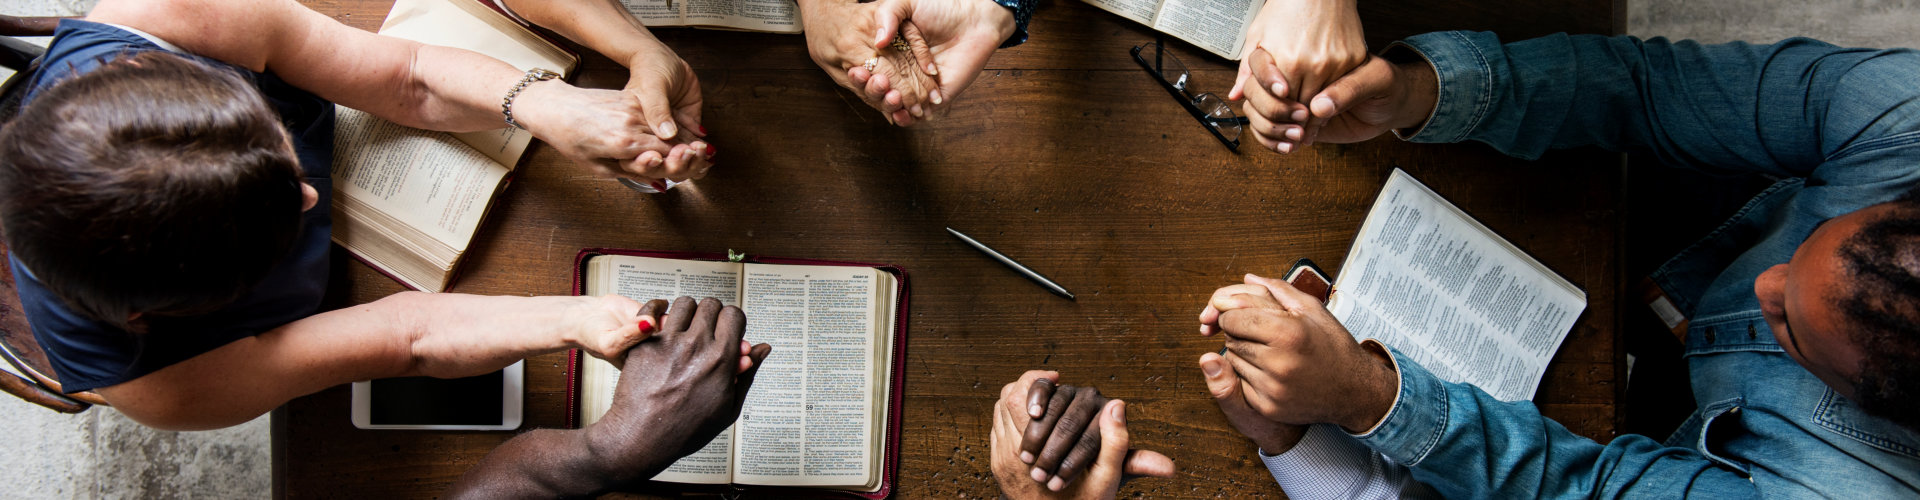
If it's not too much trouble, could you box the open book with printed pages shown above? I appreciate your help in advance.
[329,0,580,291]
[1082,0,1262,59]
[619,0,803,33]
[1326,169,1588,402]
[566,249,908,498]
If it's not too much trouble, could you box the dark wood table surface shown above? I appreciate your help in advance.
[276,0,1624,497]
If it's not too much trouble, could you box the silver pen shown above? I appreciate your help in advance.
[946,227,1075,300]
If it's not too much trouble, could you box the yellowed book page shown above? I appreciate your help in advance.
[1080,0,1161,28]
[577,254,745,485]
[377,0,578,166]
[331,107,509,251]
[1150,0,1260,59]
[621,0,691,26]
[1327,169,1587,402]
[858,272,897,492]
[684,0,803,33]
[732,265,881,488]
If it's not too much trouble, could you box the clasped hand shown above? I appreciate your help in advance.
[508,41,715,187]
[1198,274,1399,432]
[991,370,1174,498]
[800,0,1011,126]
[587,297,772,471]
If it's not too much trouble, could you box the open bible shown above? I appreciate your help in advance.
[1327,169,1587,402]
[330,0,579,291]
[568,249,907,498]
[1083,0,1261,59]
[620,0,803,33]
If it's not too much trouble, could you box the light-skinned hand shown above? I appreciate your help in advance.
[512,80,712,187]
[1228,0,1366,153]
[798,0,941,126]
[853,0,1015,123]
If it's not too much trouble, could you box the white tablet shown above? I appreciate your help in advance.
[350,361,524,431]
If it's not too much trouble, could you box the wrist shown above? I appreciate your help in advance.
[1339,343,1400,433]
[1388,59,1439,132]
[983,0,1027,48]
[1253,434,1299,455]
[558,295,605,351]
[621,37,671,70]
[503,78,565,136]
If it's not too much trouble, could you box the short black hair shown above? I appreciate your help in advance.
[1836,191,1920,431]
[0,51,306,331]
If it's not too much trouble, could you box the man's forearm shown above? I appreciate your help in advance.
[1352,346,1755,498]
[449,428,623,499]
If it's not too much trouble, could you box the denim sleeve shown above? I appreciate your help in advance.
[1352,346,1755,498]
[1394,30,1920,186]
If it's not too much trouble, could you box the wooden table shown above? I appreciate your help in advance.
[276,0,1624,497]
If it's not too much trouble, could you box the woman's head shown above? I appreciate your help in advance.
[0,51,309,330]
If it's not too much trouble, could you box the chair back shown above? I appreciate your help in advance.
[0,16,101,413]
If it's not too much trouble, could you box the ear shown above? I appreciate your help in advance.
[300,182,319,212]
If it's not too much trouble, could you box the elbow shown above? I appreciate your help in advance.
[95,385,266,432]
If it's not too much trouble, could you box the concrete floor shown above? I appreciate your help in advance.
[1,0,1917,498]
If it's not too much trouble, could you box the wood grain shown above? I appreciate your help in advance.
[280,0,1623,498]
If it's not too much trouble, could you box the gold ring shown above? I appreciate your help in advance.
[890,34,912,53]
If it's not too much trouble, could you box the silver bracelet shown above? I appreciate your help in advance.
[501,67,561,130]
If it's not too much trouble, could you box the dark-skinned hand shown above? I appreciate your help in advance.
[991,371,1175,498]
[588,297,773,470]
[1018,378,1112,491]
[447,296,770,498]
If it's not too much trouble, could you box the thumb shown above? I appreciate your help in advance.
[1311,56,1394,119]
[1093,400,1132,470]
[1248,47,1287,100]
[872,0,913,49]
[1097,400,1177,479]
[630,86,682,142]
[1200,352,1247,407]
[1121,449,1176,478]
[901,21,938,77]
[1228,56,1252,101]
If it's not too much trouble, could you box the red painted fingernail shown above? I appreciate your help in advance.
[650,180,668,192]
[697,125,709,136]
[705,145,717,160]
[638,317,657,334]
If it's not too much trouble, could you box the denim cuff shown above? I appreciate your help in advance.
[1261,424,1377,499]
[1350,344,1450,467]
[1389,31,1497,144]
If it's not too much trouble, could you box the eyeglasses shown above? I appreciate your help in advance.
[1131,40,1250,152]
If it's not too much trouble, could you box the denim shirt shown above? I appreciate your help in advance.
[1350,31,1920,498]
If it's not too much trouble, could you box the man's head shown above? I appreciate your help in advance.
[0,51,316,331]
[1755,193,1920,430]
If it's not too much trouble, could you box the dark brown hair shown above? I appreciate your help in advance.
[0,51,306,330]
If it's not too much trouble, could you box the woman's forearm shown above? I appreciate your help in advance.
[386,292,595,378]
[95,292,605,431]
[504,0,665,67]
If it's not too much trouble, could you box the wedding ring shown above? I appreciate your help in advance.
[891,34,912,53]
[862,57,878,72]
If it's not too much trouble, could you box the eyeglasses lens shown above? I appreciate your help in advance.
[1193,93,1242,138]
